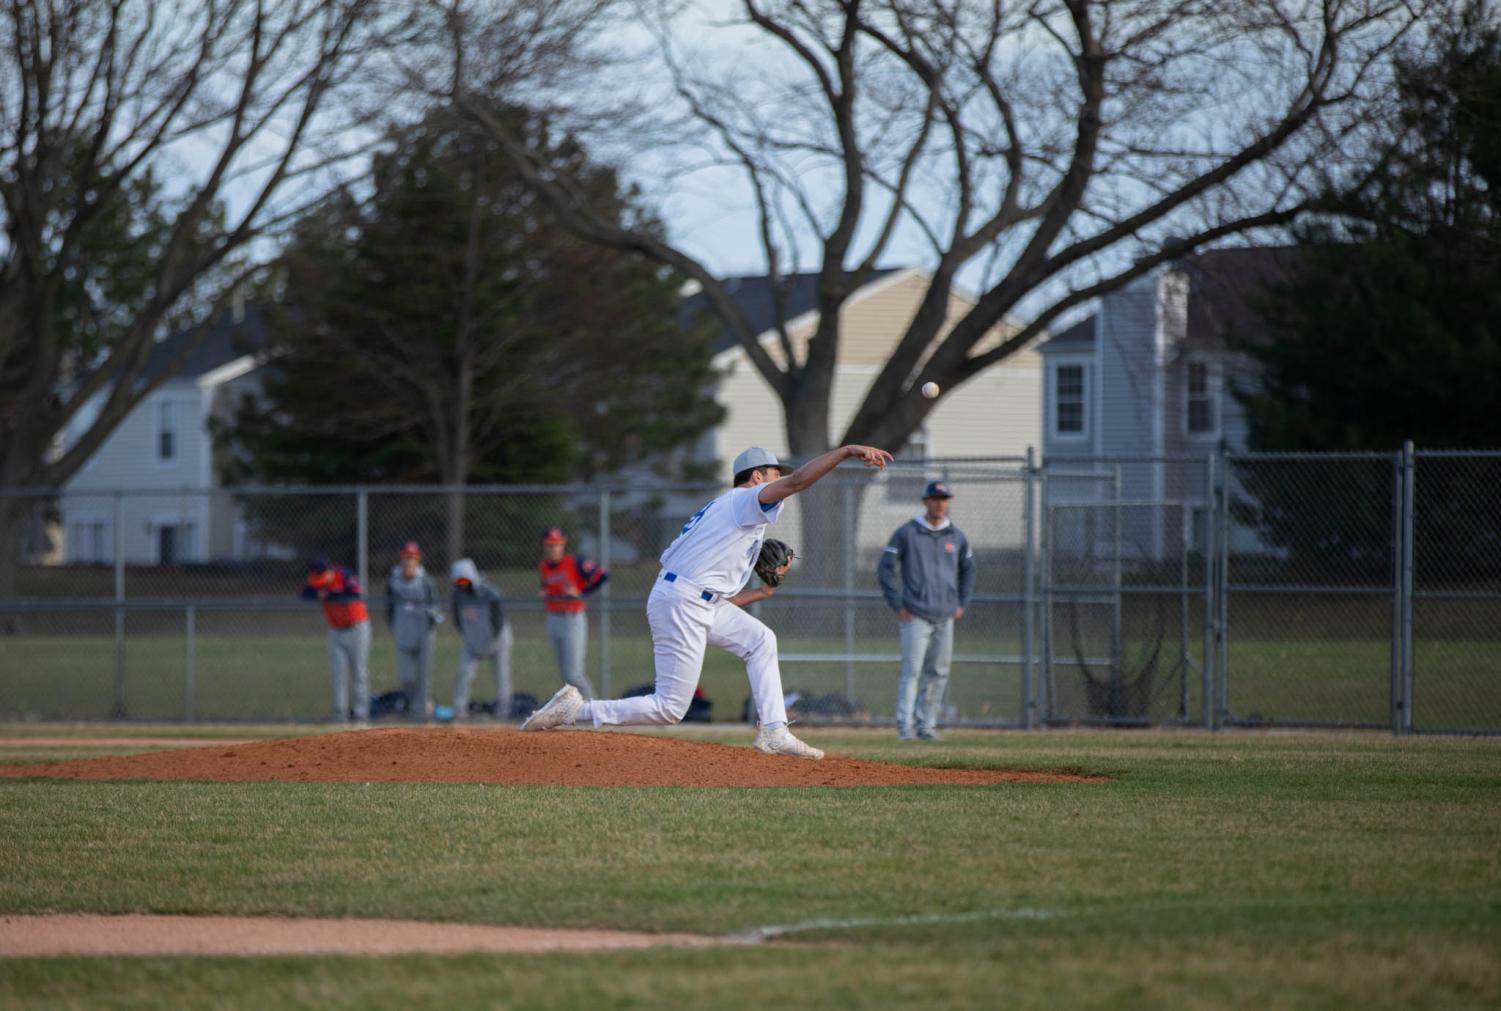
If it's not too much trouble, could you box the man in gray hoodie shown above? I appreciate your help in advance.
[386,541,440,720]
[450,558,512,719]
[877,481,976,740]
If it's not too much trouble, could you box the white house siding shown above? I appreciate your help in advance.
[714,355,793,471]
[61,384,212,564]
[204,371,264,559]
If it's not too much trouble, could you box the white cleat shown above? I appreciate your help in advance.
[753,724,824,760]
[520,685,583,731]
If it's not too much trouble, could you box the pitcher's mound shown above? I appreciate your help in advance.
[0,727,1103,787]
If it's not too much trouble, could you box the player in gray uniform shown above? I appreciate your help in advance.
[521,443,893,759]
[450,558,513,719]
[386,541,440,721]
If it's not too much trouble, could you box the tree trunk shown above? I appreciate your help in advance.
[0,497,32,634]
[444,356,475,566]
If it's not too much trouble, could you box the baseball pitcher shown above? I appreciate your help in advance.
[521,443,893,759]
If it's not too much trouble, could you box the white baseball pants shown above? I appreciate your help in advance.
[585,580,788,727]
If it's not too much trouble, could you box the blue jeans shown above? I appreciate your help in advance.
[895,615,954,738]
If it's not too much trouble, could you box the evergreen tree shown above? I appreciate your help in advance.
[1235,3,1501,580]
[1241,3,1501,452]
[220,102,722,564]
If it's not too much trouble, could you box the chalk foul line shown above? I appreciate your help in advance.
[728,907,1059,943]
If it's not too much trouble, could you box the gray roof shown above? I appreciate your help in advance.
[680,269,903,355]
[143,305,268,383]
[1038,314,1096,352]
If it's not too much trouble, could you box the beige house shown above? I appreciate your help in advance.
[683,268,1042,551]
[691,267,1041,471]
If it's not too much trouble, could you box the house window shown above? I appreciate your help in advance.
[70,521,109,563]
[1185,358,1218,436]
[157,401,178,462]
[1052,362,1088,439]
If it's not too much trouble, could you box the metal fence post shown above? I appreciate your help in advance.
[842,478,856,703]
[1215,448,1231,728]
[356,489,369,590]
[1179,494,1191,723]
[1040,463,1055,723]
[1202,453,1217,729]
[112,491,126,719]
[1022,448,1036,728]
[1389,451,1403,734]
[1110,464,1123,717]
[1401,442,1416,733]
[599,488,612,699]
[184,605,196,722]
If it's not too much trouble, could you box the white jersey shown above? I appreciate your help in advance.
[659,486,784,596]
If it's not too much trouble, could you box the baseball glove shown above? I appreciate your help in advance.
[754,539,796,588]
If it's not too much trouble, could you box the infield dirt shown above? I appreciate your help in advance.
[0,726,1103,787]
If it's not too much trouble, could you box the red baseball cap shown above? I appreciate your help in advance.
[542,527,567,545]
[400,541,421,558]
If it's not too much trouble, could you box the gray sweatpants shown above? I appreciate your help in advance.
[327,621,371,721]
[454,622,514,718]
[545,611,594,698]
[395,632,434,721]
[895,615,954,738]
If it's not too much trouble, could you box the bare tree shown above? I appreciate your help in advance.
[445,0,1444,459]
[0,0,378,590]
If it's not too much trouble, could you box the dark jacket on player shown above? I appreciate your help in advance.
[877,516,976,624]
[450,559,505,657]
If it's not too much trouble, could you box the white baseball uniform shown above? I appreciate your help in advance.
[581,485,789,728]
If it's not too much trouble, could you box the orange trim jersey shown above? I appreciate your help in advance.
[301,567,370,629]
[538,555,608,614]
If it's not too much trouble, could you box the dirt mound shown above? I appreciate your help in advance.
[0,727,1102,787]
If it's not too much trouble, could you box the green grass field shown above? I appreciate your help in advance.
[4,623,1497,731]
[0,727,1497,1009]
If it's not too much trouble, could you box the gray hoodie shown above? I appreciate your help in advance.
[450,558,505,656]
[386,564,438,651]
[877,515,976,623]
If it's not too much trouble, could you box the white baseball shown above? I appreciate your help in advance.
[920,381,940,399]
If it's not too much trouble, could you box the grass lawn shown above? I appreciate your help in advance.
[5,624,1497,732]
[0,728,1497,1009]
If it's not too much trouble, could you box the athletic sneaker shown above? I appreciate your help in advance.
[520,685,583,731]
[753,724,824,760]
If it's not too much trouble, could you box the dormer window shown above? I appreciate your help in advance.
[1051,361,1089,439]
[157,401,178,462]
[1185,357,1218,437]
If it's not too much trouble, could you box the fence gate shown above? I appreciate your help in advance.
[1040,458,1215,726]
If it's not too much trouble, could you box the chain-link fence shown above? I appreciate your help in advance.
[2,448,1498,732]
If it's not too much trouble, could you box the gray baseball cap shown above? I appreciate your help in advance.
[732,446,782,476]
